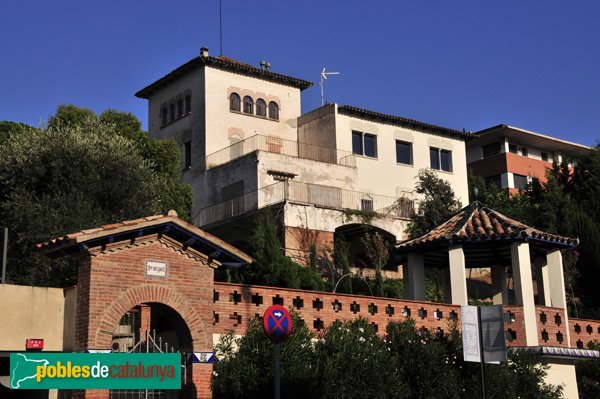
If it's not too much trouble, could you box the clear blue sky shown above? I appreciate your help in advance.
[1,1,599,145]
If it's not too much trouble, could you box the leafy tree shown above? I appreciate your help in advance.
[332,236,351,293]
[0,123,170,286]
[408,169,461,238]
[576,341,600,399]
[212,312,320,399]
[235,209,324,291]
[0,121,35,145]
[213,316,562,399]
[361,231,389,297]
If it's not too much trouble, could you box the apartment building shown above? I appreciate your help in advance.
[467,124,591,194]
[135,48,470,266]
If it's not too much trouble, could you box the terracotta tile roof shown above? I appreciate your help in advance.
[37,210,253,265]
[136,54,312,99]
[337,105,473,140]
[397,202,578,251]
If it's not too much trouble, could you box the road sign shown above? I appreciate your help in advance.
[263,305,292,343]
[461,305,506,363]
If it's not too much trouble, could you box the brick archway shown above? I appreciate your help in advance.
[93,283,207,350]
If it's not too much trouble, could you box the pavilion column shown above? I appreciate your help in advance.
[547,249,571,347]
[511,241,539,346]
[491,265,508,305]
[534,257,551,306]
[403,253,425,301]
[448,245,468,305]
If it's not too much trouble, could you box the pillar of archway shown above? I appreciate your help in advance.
[38,212,252,399]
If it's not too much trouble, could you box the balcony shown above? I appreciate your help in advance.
[205,134,357,169]
[195,180,415,227]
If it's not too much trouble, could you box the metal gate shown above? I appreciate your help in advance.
[109,330,188,399]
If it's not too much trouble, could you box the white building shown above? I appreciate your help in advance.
[136,48,471,268]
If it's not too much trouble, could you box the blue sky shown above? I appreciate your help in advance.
[1,1,599,145]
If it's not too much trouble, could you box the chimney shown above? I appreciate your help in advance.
[265,62,271,71]
[260,60,266,71]
[200,47,209,58]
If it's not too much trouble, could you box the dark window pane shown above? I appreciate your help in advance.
[185,95,191,113]
[230,93,241,111]
[514,174,528,190]
[268,102,279,119]
[169,104,175,121]
[177,100,183,117]
[161,108,167,125]
[430,148,440,169]
[482,142,501,158]
[541,152,548,162]
[509,143,518,154]
[243,96,253,114]
[521,147,528,157]
[440,150,452,172]
[363,134,377,158]
[396,141,412,164]
[361,199,373,211]
[352,131,363,155]
[184,141,191,169]
[256,99,266,117]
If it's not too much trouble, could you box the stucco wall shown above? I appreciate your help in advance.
[545,360,578,399]
[333,109,470,205]
[204,67,301,157]
[0,284,73,351]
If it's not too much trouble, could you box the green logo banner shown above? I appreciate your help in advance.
[10,353,181,389]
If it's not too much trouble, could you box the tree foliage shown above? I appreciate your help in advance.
[409,169,462,238]
[213,316,562,399]
[0,105,193,286]
[228,209,324,291]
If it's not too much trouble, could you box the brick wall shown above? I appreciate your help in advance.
[213,282,538,347]
[74,235,215,399]
[570,317,600,349]
[536,305,569,347]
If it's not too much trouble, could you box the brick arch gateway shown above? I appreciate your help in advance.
[38,212,254,399]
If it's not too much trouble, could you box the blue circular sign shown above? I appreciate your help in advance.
[263,305,292,343]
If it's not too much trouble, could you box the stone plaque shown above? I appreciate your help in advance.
[145,260,167,278]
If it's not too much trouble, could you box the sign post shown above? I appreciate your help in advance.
[461,305,506,399]
[263,305,292,399]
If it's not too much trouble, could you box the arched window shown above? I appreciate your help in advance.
[243,96,254,114]
[177,99,183,117]
[185,95,191,114]
[256,99,266,117]
[268,101,279,120]
[169,104,175,122]
[161,108,168,125]
[229,93,241,112]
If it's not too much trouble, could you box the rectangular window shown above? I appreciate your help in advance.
[440,150,452,172]
[352,131,377,158]
[430,148,440,170]
[430,148,452,172]
[361,199,374,212]
[509,143,518,154]
[395,140,413,165]
[521,147,528,157]
[513,174,528,190]
[352,131,363,155]
[482,142,501,158]
[184,141,191,169]
[541,152,549,162]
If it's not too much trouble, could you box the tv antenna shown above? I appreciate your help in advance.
[319,67,340,106]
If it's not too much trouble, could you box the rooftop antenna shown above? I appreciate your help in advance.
[319,67,340,106]
[219,0,223,55]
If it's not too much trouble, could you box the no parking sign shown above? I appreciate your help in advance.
[263,305,292,343]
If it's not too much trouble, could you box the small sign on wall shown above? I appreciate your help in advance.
[145,260,167,278]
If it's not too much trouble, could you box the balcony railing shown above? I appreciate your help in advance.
[205,134,357,169]
[195,180,415,227]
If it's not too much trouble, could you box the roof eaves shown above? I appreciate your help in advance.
[337,105,473,140]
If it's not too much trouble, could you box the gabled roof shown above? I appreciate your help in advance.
[397,202,577,252]
[337,105,473,140]
[136,54,313,99]
[37,210,253,267]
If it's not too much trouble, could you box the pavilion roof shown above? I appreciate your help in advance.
[397,202,578,253]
